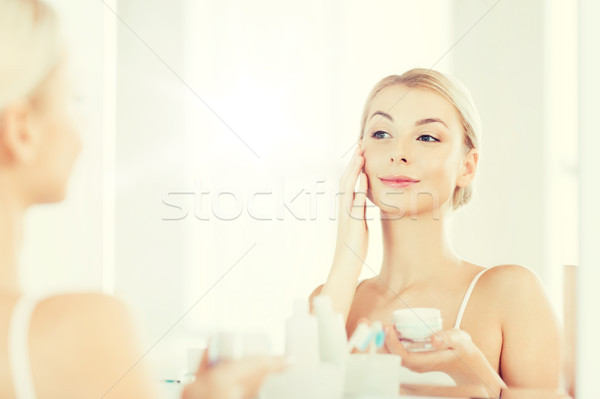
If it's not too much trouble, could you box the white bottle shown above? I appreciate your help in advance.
[312,295,348,364]
[285,299,319,367]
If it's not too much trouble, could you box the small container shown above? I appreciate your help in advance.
[393,308,443,352]
[285,299,320,367]
[313,295,348,364]
[259,364,344,399]
[345,353,401,396]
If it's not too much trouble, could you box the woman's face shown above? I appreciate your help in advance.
[26,59,81,204]
[361,84,471,218]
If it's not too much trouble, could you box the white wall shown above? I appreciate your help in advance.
[577,0,600,396]
[451,0,547,277]
[450,0,578,314]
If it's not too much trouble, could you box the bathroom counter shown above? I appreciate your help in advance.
[157,381,571,399]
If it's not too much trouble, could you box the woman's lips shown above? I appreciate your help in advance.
[379,176,420,188]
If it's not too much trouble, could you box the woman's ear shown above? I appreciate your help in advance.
[456,148,478,188]
[0,102,39,166]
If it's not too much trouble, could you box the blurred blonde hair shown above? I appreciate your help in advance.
[360,68,482,210]
[0,0,61,111]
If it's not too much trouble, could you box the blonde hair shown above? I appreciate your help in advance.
[360,68,482,210]
[0,0,61,111]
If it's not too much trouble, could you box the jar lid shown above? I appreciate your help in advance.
[393,308,442,329]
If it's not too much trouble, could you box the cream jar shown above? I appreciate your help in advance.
[393,308,443,352]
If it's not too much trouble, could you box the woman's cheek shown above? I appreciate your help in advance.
[428,163,456,204]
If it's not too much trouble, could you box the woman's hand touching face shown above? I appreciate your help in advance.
[334,144,369,260]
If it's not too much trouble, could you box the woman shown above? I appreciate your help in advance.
[0,1,283,398]
[310,69,561,396]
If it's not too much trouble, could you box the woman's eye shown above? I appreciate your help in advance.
[371,130,390,139]
[417,134,439,142]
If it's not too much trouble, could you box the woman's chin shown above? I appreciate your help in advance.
[371,192,416,217]
[35,187,68,205]
[372,198,449,220]
[370,187,452,219]
[372,200,418,219]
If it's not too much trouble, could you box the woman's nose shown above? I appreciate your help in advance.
[389,137,410,164]
[390,155,408,164]
[390,147,409,164]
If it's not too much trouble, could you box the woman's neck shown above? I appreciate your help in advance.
[378,207,462,292]
[0,192,24,295]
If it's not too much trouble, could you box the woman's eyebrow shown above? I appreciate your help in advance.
[369,111,393,122]
[415,118,448,129]
[369,112,449,130]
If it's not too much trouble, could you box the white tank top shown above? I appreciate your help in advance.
[454,267,489,329]
[8,296,40,399]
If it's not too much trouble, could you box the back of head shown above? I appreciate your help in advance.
[0,0,78,205]
[0,0,62,112]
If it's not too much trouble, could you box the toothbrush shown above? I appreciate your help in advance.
[348,321,386,353]
[369,322,385,354]
[371,321,385,349]
[348,322,372,352]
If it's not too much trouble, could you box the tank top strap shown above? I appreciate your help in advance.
[454,267,491,329]
[9,295,41,399]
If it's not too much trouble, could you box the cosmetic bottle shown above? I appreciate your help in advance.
[285,299,319,366]
[347,322,372,352]
[312,295,348,364]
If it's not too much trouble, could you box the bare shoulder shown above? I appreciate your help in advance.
[37,291,128,312]
[476,264,553,319]
[478,264,543,291]
[480,266,561,387]
[30,293,154,398]
[33,292,141,357]
[34,292,133,334]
